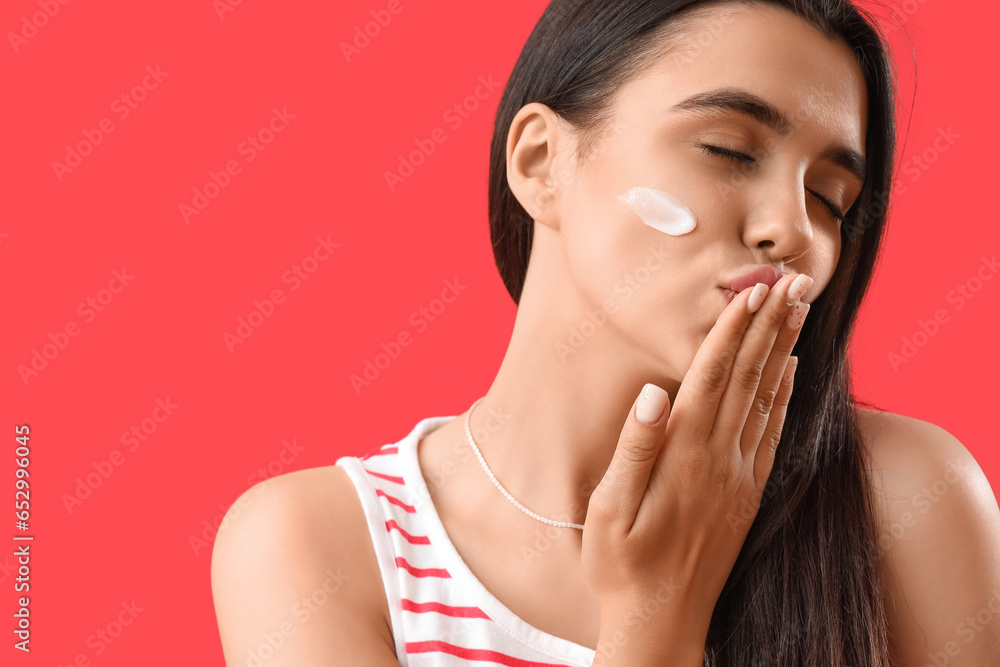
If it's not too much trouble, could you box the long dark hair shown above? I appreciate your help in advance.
[488,1,902,664]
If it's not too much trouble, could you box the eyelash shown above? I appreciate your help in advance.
[697,144,849,224]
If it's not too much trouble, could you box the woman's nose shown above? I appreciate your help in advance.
[741,191,814,261]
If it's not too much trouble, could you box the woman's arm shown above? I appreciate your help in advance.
[592,602,710,667]
[862,410,1000,667]
[210,466,402,666]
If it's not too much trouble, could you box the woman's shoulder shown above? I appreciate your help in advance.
[853,405,993,544]
[854,406,978,485]
[211,465,397,664]
[853,407,994,517]
[852,406,1000,664]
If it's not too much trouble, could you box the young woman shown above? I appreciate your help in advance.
[211,1,1000,665]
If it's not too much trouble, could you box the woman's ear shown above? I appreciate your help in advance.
[506,103,568,231]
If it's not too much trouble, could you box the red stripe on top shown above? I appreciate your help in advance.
[401,598,491,619]
[385,520,431,544]
[405,641,574,666]
[376,488,416,513]
[366,469,405,485]
[395,556,451,578]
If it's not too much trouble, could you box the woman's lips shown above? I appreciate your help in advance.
[721,266,787,304]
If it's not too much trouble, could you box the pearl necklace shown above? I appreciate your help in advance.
[464,397,585,530]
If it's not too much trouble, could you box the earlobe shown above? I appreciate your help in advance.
[506,103,564,230]
[529,177,559,222]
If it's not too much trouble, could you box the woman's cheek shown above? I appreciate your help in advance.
[617,186,698,236]
[806,229,842,301]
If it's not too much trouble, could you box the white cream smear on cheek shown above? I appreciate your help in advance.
[617,186,697,236]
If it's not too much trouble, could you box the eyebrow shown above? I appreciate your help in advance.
[670,87,866,184]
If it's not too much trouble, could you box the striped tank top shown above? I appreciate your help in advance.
[335,415,598,667]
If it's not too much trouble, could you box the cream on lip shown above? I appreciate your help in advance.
[617,186,697,236]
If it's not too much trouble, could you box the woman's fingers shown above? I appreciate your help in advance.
[710,273,812,452]
[752,355,797,488]
[591,274,811,536]
[589,383,671,534]
[738,300,809,458]
[669,285,758,441]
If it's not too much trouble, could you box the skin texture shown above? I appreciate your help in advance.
[211,4,1000,665]
[859,410,1000,666]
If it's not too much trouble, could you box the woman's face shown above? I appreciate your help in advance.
[513,2,868,380]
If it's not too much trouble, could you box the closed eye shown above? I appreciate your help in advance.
[697,143,850,224]
[699,143,756,165]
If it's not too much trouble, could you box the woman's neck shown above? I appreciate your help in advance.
[462,235,683,529]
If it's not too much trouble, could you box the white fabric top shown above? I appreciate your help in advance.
[335,415,597,666]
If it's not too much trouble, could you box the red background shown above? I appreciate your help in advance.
[2,0,996,664]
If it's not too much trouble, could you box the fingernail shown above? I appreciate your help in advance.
[783,356,798,383]
[636,383,669,424]
[746,282,769,314]
[786,274,814,304]
[784,302,810,330]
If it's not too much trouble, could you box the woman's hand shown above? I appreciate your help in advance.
[581,272,812,642]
